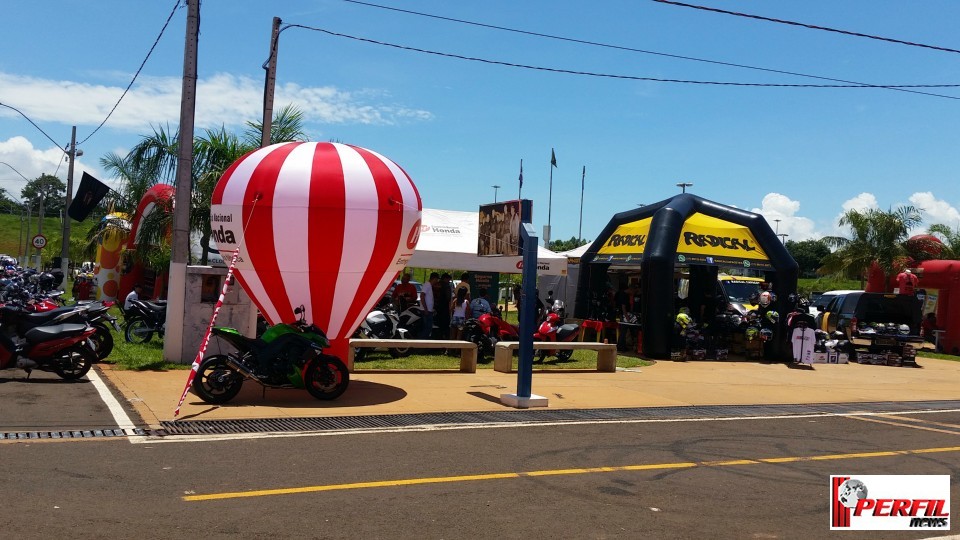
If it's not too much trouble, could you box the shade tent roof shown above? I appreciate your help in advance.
[408,208,567,275]
[558,241,593,262]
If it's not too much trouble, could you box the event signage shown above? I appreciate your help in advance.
[597,213,771,268]
[830,475,950,531]
[209,142,422,361]
[478,199,532,257]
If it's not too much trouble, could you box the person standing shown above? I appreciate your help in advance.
[420,272,438,338]
[436,273,452,337]
[896,268,918,295]
[450,287,470,340]
[392,273,418,310]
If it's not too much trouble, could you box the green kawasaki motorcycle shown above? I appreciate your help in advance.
[192,305,349,404]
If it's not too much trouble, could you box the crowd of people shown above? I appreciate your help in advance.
[391,271,498,341]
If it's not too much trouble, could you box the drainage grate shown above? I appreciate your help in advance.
[157,400,960,436]
[0,428,147,441]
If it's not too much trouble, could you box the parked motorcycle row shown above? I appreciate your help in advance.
[0,260,115,380]
[463,298,581,363]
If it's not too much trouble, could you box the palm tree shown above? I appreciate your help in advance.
[928,223,960,259]
[106,106,309,266]
[820,205,922,288]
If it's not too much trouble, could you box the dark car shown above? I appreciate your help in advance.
[818,292,922,336]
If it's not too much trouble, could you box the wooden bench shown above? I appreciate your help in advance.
[347,339,478,373]
[493,341,618,373]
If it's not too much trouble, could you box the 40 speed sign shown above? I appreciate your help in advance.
[31,234,47,249]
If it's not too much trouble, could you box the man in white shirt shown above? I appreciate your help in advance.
[420,273,438,338]
[124,283,143,312]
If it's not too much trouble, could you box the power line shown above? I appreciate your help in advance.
[652,0,960,55]
[78,0,182,145]
[0,102,66,151]
[286,24,960,99]
[340,0,958,99]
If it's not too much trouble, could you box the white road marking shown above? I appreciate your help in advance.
[132,408,960,444]
[87,368,146,443]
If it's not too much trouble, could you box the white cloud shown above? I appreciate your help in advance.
[0,71,433,133]
[0,136,102,200]
[751,192,817,241]
[908,192,960,230]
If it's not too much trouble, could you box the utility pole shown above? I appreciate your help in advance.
[164,0,200,364]
[36,184,45,270]
[60,126,78,285]
[261,16,282,148]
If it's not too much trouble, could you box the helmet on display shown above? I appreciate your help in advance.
[765,311,780,325]
[758,291,774,308]
[746,310,760,323]
[676,312,693,329]
[624,312,638,325]
[898,324,910,335]
[759,328,774,341]
[729,314,743,327]
[745,326,759,341]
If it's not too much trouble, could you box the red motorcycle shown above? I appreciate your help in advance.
[462,309,520,362]
[0,323,98,380]
[533,312,581,361]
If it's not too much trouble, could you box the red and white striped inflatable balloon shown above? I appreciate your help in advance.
[210,142,422,361]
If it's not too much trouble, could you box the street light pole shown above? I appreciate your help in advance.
[778,233,789,244]
[492,184,500,203]
[774,218,781,235]
[60,126,78,285]
[677,182,693,193]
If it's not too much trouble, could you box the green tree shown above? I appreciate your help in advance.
[927,223,960,259]
[547,236,589,252]
[784,238,830,277]
[820,206,922,288]
[20,174,66,216]
[101,106,309,267]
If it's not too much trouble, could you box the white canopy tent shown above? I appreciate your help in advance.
[407,208,568,276]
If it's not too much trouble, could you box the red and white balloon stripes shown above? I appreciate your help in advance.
[210,142,422,360]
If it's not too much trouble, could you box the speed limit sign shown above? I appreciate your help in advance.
[31,234,47,250]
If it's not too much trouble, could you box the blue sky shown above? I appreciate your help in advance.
[2,0,959,246]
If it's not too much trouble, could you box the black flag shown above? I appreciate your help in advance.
[68,172,111,221]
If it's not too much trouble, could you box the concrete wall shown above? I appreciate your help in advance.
[176,265,256,364]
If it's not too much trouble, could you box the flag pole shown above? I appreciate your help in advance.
[518,159,523,200]
[578,165,585,241]
[546,148,556,246]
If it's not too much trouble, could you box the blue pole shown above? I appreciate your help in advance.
[517,222,538,398]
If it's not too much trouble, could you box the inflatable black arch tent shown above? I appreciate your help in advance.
[575,194,798,360]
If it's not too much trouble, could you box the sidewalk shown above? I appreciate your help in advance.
[100,356,960,429]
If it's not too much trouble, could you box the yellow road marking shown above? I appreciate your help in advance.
[183,445,960,502]
[848,415,960,436]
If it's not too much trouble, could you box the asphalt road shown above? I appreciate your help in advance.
[0,368,120,432]
[1,407,958,539]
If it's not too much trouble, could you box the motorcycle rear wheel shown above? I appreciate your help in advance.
[125,318,154,344]
[304,355,349,400]
[54,346,95,380]
[556,349,573,362]
[389,332,413,358]
[192,354,244,404]
[91,324,114,360]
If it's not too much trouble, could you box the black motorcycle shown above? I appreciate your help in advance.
[123,299,167,344]
[0,302,118,361]
[192,306,349,404]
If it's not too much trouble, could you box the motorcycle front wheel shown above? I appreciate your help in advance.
[556,349,573,362]
[125,318,154,344]
[192,354,244,404]
[90,323,114,360]
[54,346,95,380]
[304,355,349,400]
